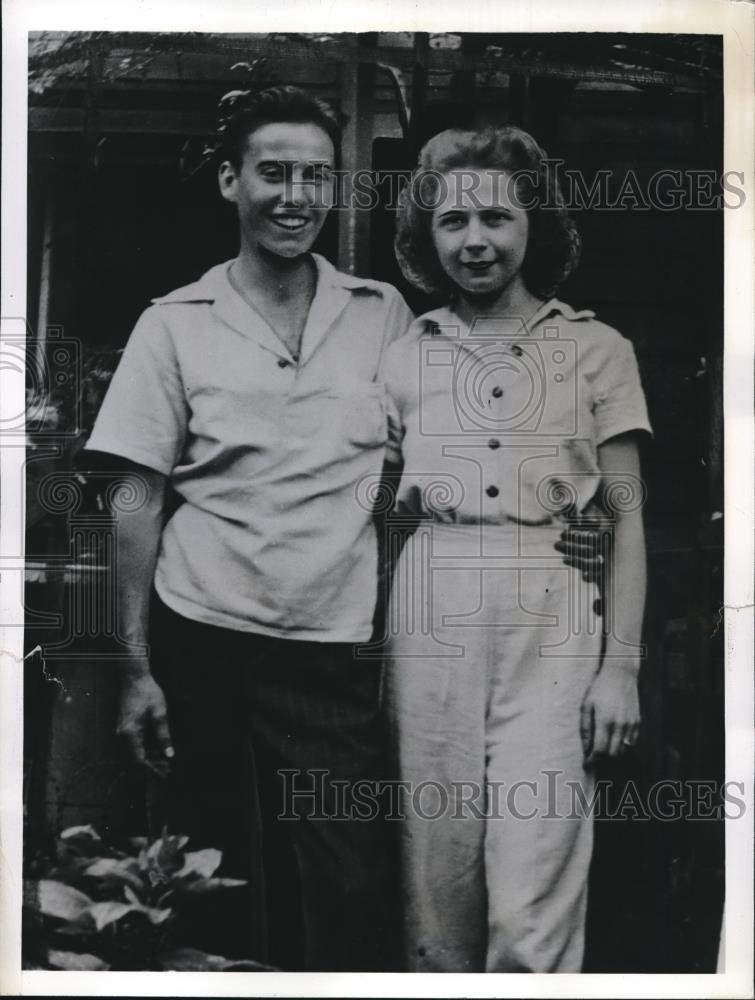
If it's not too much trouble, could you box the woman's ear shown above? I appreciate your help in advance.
[218,160,238,203]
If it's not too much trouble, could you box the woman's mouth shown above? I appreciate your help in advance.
[462,260,496,272]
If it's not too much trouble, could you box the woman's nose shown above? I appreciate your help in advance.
[463,216,486,251]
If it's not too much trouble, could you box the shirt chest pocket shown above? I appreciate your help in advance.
[287,381,388,451]
[342,382,388,448]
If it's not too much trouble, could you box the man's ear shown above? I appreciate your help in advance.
[218,160,238,203]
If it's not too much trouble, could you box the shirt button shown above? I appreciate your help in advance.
[491,385,503,398]
[511,344,523,357]
[486,485,499,498]
[488,438,501,450]
[277,358,290,368]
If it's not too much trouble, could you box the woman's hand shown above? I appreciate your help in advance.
[580,661,641,764]
[580,432,646,764]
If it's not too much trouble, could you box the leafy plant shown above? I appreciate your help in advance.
[24,824,274,971]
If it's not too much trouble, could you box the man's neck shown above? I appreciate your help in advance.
[232,242,316,306]
[229,243,317,358]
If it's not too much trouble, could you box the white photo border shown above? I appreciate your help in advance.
[2,1,753,996]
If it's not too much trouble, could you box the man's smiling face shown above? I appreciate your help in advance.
[219,121,335,259]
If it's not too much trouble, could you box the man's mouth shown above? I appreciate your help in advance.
[271,216,310,232]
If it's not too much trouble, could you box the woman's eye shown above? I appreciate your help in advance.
[438,215,465,229]
[482,212,508,226]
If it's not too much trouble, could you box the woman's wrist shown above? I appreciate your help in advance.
[599,654,642,679]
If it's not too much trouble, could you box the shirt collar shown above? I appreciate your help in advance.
[150,254,384,363]
[150,253,382,306]
[309,253,384,294]
[300,255,384,362]
[531,298,596,325]
[414,298,595,338]
[150,263,229,305]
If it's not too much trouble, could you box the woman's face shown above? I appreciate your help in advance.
[430,168,529,300]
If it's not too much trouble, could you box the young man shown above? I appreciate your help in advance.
[85,86,413,971]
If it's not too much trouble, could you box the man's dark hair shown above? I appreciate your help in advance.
[213,84,344,170]
[395,126,581,301]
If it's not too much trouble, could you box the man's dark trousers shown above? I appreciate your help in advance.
[149,594,399,971]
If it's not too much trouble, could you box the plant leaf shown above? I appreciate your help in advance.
[60,825,101,843]
[172,848,221,881]
[224,958,278,971]
[57,827,123,860]
[84,857,135,877]
[146,906,173,925]
[178,877,247,897]
[32,880,93,921]
[143,834,189,876]
[156,946,226,971]
[88,897,173,930]
[156,947,275,972]
[123,885,141,906]
[47,949,110,971]
[86,900,137,931]
[83,857,145,896]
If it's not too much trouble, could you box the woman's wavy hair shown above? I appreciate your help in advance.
[211,84,344,170]
[395,127,581,300]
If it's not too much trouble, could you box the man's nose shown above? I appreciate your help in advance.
[281,168,315,206]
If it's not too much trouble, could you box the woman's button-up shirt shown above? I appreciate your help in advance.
[384,299,652,526]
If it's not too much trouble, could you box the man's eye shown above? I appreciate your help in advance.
[260,166,285,181]
[304,167,331,183]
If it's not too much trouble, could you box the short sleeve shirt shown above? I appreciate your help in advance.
[85,254,414,641]
[383,299,652,525]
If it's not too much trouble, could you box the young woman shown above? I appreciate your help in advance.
[382,127,652,972]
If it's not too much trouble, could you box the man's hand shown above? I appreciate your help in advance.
[579,662,641,765]
[117,664,174,778]
[554,504,613,585]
